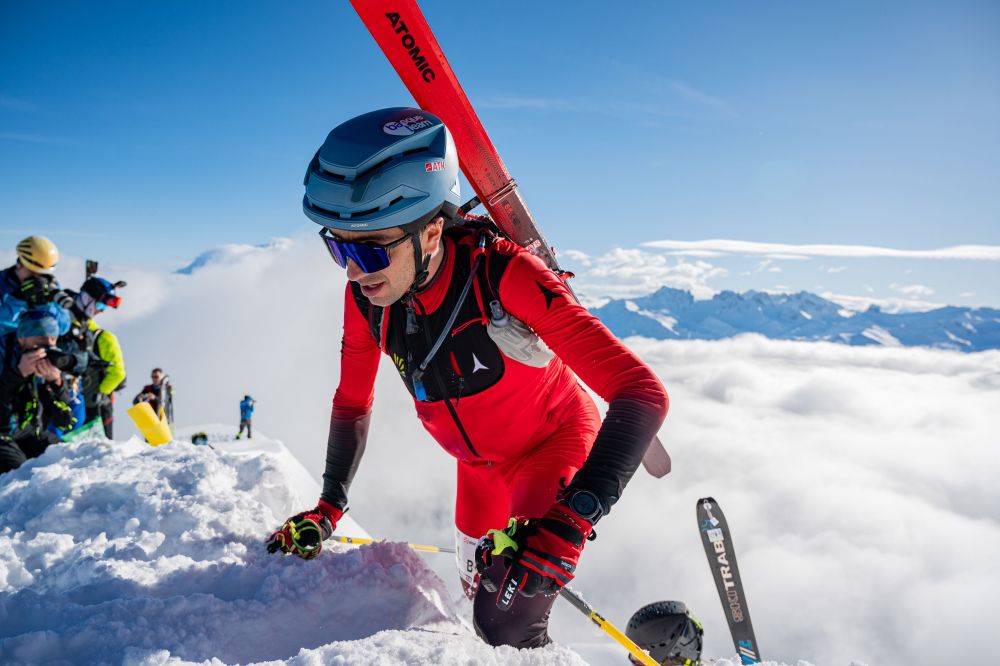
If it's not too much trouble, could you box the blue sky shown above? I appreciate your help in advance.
[2,1,998,305]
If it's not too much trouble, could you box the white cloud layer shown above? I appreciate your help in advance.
[820,291,945,314]
[890,282,935,297]
[563,248,725,300]
[643,239,1000,260]
[607,336,1000,666]
[10,237,999,665]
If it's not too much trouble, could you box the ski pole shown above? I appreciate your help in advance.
[558,585,659,666]
[329,534,455,554]
[330,534,659,666]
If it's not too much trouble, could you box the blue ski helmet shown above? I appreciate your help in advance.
[17,308,60,339]
[302,107,461,233]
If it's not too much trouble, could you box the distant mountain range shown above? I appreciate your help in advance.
[175,240,290,275]
[590,287,1000,352]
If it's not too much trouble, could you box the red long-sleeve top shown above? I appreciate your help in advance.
[321,227,668,516]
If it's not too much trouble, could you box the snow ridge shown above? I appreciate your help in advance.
[0,432,589,665]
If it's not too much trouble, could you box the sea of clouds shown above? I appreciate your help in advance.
[2,235,997,665]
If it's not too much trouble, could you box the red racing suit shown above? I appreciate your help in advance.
[321,226,669,551]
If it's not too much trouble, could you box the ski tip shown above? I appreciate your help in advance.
[697,496,717,507]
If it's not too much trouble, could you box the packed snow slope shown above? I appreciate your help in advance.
[0,430,591,665]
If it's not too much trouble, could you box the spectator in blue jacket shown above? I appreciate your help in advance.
[237,395,255,440]
[0,236,72,341]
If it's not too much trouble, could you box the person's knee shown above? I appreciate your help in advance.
[473,611,514,647]
[473,607,551,649]
[472,560,552,649]
[0,443,28,475]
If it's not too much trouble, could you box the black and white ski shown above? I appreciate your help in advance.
[697,497,761,664]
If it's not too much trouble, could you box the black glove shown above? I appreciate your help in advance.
[18,274,56,306]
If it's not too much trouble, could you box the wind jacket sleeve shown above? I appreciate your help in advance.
[0,293,27,338]
[40,378,76,430]
[94,327,126,394]
[0,365,24,405]
[498,248,669,516]
[52,302,71,337]
[319,283,382,509]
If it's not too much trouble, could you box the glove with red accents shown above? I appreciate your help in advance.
[475,501,593,611]
[265,500,343,560]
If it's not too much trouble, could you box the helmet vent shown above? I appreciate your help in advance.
[317,167,347,181]
[349,205,381,219]
[354,156,394,182]
[348,147,429,183]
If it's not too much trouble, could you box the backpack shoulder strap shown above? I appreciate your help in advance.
[349,281,385,349]
[84,324,103,352]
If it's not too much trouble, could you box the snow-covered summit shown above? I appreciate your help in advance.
[0,429,590,665]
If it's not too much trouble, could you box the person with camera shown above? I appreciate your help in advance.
[0,235,72,341]
[133,368,174,424]
[60,276,127,438]
[0,309,76,476]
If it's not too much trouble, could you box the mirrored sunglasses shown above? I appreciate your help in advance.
[318,228,412,273]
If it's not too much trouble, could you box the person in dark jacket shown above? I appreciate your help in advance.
[133,368,173,424]
[0,309,76,475]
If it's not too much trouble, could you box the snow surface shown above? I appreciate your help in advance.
[0,429,591,665]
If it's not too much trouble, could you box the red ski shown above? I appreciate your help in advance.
[348,0,559,271]
[349,0,671,479]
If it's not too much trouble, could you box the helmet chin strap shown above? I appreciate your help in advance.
[400,227,433,305]
[398,228,436,337]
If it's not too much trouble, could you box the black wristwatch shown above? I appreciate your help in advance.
[565,488,604,523]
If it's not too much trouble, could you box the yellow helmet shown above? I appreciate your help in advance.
[16,235,59,274]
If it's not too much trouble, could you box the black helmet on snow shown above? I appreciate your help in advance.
[626,600,704,666]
